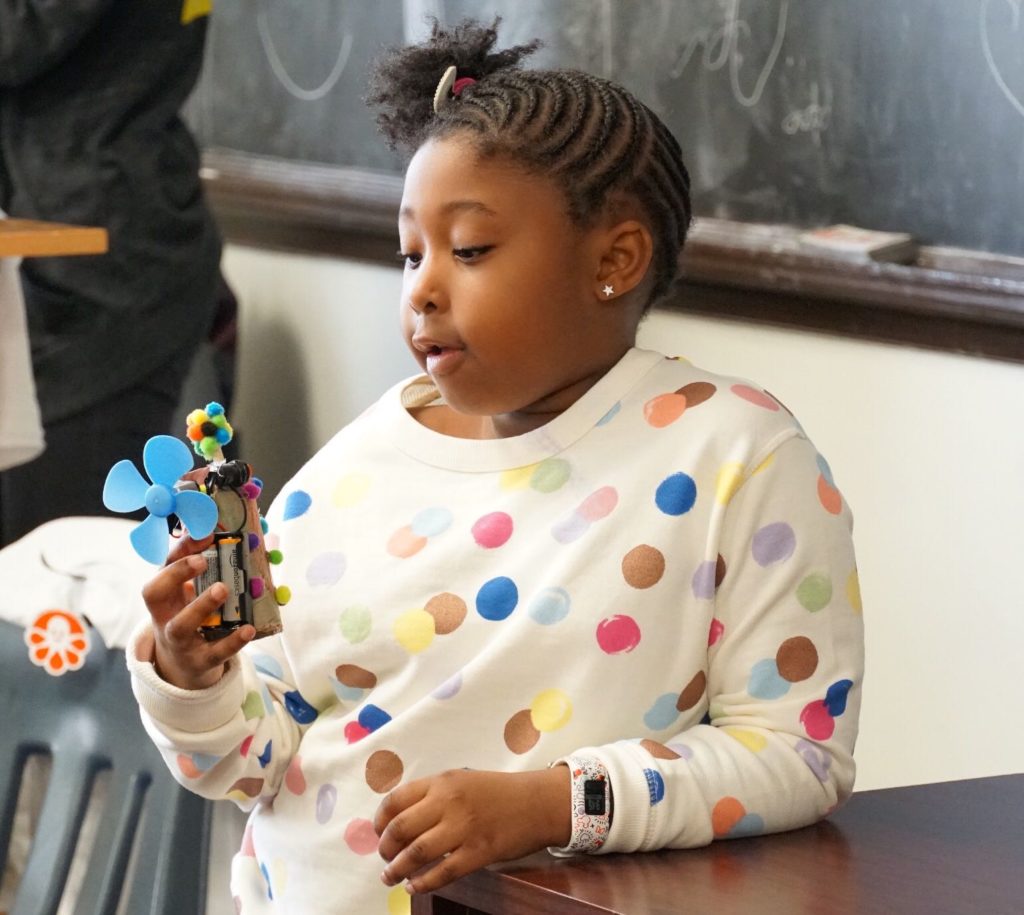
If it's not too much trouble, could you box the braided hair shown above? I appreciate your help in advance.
[366,18,692,310]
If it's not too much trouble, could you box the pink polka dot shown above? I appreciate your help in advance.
[800,700,836,740]
[596,615,642,654]
[578,486,618,522]
[285,755,306,795]
[240,824,256,857]
[344,721,371,743]
[343,818,380,855]
[708,618,725,647]
[472,511,514,549]
[731,384,780,411]
[240,735,253,757]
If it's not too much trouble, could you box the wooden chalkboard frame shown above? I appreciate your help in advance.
[202,149,1024,364]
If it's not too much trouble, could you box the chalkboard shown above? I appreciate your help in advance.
[186,0,1024,257]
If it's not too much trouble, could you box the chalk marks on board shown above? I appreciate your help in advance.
[256,1,353,101]
[980,0,1024,119]
[782,81,832,145]
[668,0,790,110]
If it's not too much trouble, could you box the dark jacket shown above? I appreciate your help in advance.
[0,0,221,422]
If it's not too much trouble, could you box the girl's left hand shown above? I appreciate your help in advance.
[374,766,571,894]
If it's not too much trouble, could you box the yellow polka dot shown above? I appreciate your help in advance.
[752,453,775,475]
[387,884,412,915]
[715,462,745,505]
[500,465,535,491]
[224,788,251,804]
[393,609,435,653]
[723,728,768,752]
[332,472,371,507]
[530,689,572,732]
[846,569,863,614]
[271,858,288,897]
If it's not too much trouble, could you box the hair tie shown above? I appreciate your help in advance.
[433,65,476,113]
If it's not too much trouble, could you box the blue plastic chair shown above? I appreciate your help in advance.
[0,618,210,914]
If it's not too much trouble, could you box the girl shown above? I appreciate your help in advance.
[129,19,864,915]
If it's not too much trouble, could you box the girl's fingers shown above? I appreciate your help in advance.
[165,532,214,566]
[376,792,442,865]
[379,824,456,889]
[142,553,208,622]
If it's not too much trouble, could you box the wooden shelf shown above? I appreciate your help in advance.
[0,219,108,258]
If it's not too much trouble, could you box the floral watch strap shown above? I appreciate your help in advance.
[550,755,613,852]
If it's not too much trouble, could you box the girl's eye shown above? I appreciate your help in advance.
[397,250,422,268]
[453,245,493,262]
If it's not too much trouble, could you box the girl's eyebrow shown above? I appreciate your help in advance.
[399,200,499,219]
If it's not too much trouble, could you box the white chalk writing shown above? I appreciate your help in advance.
[669,0,789,109]
[257,5,353,102]
[981,0,1024,119]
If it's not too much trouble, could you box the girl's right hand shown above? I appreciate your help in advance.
[140,533,255,690]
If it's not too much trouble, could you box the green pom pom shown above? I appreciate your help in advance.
[268,549,283,565]
[200,437,219,457]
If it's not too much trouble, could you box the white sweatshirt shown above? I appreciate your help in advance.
[129,348,864,915]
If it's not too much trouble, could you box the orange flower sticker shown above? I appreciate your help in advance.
[24,610,91,676]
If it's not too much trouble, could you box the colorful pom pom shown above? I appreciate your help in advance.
[186,402,233,459]
[240,482,260,501]
[268,549,283,565]
[275,585,291,606]
[260,517,269,534]
[250,577,265,599]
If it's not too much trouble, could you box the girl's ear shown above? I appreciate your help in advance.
[594,219,654,302]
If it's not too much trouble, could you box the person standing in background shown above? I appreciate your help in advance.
[0,0,222,547]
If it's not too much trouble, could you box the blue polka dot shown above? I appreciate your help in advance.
[257,740,273,768]
[655,473,697,516]
[284,690,318,724]
[597,402,621,426]
[825,679,853,717]
[411,507,453,538]
[330,680,366,703]
[816,453,835,486]
[644,693,681,730]
[729,813,765,838]
[643,768,665,805]
[748,658,791,700]
[283,490,312,520]
[476,576,519,621]
[528,587,571,625]
[190,752,220,772]
[261,862,273,900]
[358,704,392,732]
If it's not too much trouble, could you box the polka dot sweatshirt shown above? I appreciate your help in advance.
[128,348,864,915]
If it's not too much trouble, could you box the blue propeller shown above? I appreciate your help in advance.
[102,435,218,565]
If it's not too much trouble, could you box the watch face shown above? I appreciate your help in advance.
[584,779,607,816]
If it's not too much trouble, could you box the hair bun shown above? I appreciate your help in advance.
[366,17,541,151]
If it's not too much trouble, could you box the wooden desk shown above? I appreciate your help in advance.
[0,219,107,258]
[413,775,1024,915]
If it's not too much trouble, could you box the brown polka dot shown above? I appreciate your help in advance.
[776,636,819,683]
[227,777,264,799]
[676,381,717,407]
[335,665,377,689]
[677,670,707,712]
[621,544,666,589]
[640,739,682,760]
[365,749,404,793]
[715,554,727,588]
[425,592,467,635]
[503,709,540,754]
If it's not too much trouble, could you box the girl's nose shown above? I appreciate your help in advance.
[406,264,443,315]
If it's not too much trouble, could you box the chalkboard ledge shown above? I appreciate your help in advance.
[202,149,1024,364]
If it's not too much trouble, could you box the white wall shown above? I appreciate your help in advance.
[223,243,1024,792]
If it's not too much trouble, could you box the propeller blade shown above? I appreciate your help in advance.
[129,512,172,566]
[143,435,195,487]
[102,460,149,513]
[175,489,219,540]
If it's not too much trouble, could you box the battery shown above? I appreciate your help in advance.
[195,534,251,636]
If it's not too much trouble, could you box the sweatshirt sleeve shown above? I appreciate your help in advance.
[572,431,864,853]
[0,0,116,87]
[127,621,307,811]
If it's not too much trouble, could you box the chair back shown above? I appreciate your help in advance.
[0,618,210,915]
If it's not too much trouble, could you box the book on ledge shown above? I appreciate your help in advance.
[798,224,918,264]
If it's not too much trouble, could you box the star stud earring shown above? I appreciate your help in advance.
[602,284,615,297]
